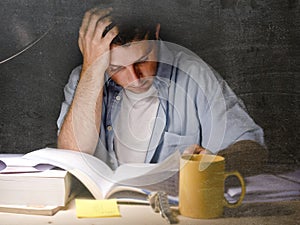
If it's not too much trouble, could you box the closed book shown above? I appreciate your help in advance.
[0,204,63,216]
[0,169,72,208]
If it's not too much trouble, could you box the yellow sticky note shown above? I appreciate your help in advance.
[75,199,121,218]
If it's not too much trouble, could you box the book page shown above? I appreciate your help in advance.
[111,150,180,186]
[24,148,181,200]
[0,154,54,173]
[0,204,63,216]
[23,148,115,199]
[105,151,180,199]
[106,186,149,204]
[277,169,300,183]
[226,169,300,203]
[140,172,179,197]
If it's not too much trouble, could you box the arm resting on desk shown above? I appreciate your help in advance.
[218,140,268,177]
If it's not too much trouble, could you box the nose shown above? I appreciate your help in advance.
[125,64,141,82]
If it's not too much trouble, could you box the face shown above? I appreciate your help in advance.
[107,26,160,94]
[107,41,158,94]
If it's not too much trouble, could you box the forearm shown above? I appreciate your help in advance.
[57,7,118,154]
[218,140,268,177]
[57,67,105,154]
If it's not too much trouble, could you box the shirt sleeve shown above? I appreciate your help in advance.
[177,54,265,153]
[196,65,265,152]
[56,65,82,134]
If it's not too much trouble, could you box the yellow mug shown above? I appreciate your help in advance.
[179,154,246,219]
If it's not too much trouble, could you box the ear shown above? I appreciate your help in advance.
[155,23,161,39]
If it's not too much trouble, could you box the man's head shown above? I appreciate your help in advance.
[109,8,159,45]
[104,7,160,93]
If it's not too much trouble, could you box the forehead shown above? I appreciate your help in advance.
[110,40,152,66]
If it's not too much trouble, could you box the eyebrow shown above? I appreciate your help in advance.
[109,43,153,68]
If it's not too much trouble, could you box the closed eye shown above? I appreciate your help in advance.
[107,65,124,74]
[135,56,149,65]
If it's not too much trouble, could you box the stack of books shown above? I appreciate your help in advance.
[0,154,74,215]
[0,148,181,215]
[2,148,299,216]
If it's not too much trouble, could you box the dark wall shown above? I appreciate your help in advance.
[0,0,299,167]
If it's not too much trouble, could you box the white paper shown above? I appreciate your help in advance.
[226,169,300,203]
[23,148,180,199]
[0,154,54,173]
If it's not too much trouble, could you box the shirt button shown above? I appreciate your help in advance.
[115,95,121,101]
[107,126,112,131]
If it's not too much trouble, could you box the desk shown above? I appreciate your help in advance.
[0,200,299,225]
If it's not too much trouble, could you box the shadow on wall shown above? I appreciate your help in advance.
[0,0,299,166]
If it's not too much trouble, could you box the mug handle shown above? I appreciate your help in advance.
[223,171,246,208]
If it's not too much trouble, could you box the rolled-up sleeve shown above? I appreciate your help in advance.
[56,66,81,134]
[195,66,265,152]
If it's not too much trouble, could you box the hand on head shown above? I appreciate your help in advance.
[78,7,119,73]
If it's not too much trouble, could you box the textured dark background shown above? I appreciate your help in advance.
[0,0,299,169]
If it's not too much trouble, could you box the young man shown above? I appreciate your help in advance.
[57,7,267,175]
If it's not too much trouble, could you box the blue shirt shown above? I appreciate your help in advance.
[57,41,264,169]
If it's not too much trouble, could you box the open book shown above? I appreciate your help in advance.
[22,148,180,204]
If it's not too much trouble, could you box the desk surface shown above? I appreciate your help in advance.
[0,200,299,225]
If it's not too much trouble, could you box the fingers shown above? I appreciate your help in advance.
[78,7,119,73]
[86,9,112,40]
[79,7,115,51]
[79,8,97,36]
[183,145,211,155]
[79,7,112,38]
[199,149,212,155]
[102,26,119,45]
[93,16,115,41]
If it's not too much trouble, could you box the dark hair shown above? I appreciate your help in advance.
[105,6,158,45]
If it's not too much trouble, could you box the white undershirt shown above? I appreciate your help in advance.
[114,86,159,164]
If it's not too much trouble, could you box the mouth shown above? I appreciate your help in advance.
[129,80,148,88]
[126,79,153,92]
